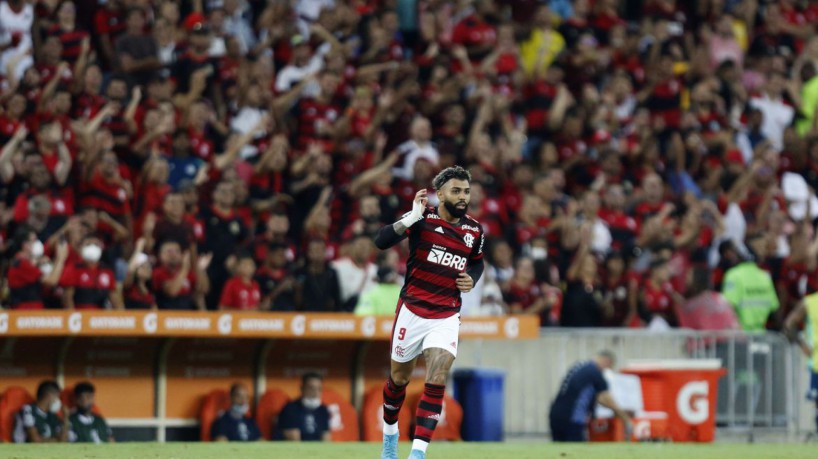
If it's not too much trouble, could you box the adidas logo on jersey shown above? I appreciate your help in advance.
[435,226,444,234]
[427,248,467,270]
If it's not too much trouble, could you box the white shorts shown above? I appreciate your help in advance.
[390,304,460,363]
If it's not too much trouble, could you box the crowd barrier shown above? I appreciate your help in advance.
[0,311,538,441]
[453,329,808,440]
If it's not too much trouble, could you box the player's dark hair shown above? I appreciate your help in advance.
[432,166,471,190]
[301,372,323,386]
[74,381,95,397]
[36,380,60,401]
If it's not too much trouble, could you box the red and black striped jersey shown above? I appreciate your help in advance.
[399,207,485,319]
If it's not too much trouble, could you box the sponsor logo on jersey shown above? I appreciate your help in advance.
[427,248,467,270]
[461,224,479,232]
[426,213,440,220]
[434,226,444,234]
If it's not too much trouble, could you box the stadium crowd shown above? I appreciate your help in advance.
[1,0,817,330]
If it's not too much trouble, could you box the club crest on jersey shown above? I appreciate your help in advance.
[427,248,467,270]
[463,233,474,248]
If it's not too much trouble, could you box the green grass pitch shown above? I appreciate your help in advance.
[0,442,816,459]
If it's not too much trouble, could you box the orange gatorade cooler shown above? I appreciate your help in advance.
[622,359,726,442]
[589,412,669,442]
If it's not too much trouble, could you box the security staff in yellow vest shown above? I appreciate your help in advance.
[784,292,818,434]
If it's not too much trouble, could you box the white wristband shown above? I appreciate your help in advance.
[399,201,425,228]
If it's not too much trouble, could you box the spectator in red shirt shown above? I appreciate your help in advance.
[93,0,126,69]
[451,0,498,67]
[600,251,638,327]
[638,258,682,327]
[5,228,69,309]
[59,236,121,309]
[219,252,261,311]
[341,195,383,241]
[199,180,249,309]
[48,0,90,65]
[255,242,298,311]
[505,256,561,326]
[147,192,196,255]
[12,164,74,239]
[35,120,72,187]
[599,184,638,251]
[123,238,155,309]
[135,158,171,223]
[0,94,27,145]
[152,240,211,310]
[80,150,132,224]
[632,173,668,224]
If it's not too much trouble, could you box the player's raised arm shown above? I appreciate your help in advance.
[374,189,427,249]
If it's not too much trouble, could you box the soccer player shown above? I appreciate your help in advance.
[68,382,114,443]
[548,351,632,442]
[13,380,69,443]
[784,289,818,436]
[374,166,485,459]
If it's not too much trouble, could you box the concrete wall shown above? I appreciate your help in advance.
[451,330,809,438]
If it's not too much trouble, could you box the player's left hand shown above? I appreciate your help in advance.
[456,272,473,293]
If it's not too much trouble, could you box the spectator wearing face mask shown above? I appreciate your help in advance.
[13,380,69,443]
[59,236,122,310]
[275,372,330,442]
[5,227,69,309]
[210,383,261,442]
[68,382,113,443]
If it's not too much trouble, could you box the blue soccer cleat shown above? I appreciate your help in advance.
[380,433,399,459]
[407,449,426,459]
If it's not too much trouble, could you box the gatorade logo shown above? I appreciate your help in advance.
[677,381,709,425]
[218,314,233,335]
[504,317,519,338]
[68,313,83,333]
[361,316,376,337]
[291,315,306,336]
[633,419,651,440]
[143,313,158,334]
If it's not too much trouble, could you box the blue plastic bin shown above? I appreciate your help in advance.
[452,369,505,441]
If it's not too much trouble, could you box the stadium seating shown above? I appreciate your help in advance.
[361,385,415,442]
[322,388,360,442]
[256,388,290,440]
[0,387,34,442]
[405,391,463,441]
[199,389,232,442]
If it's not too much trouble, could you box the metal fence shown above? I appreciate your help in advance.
[453,329,808,440]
